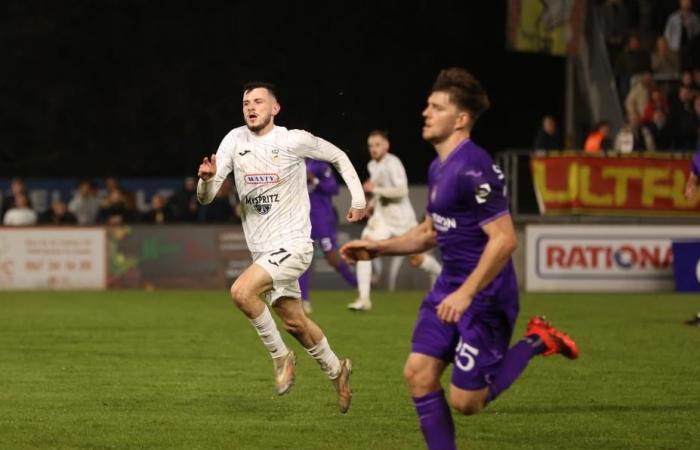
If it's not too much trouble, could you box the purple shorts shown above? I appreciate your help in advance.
[310,219,338,252]
[411,289,517,391]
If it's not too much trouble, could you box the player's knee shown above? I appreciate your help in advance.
[403,363,436,391]
[449,395,485,416]
[230,280,254,309]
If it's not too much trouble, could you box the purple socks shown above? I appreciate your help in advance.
[412,390,456,450]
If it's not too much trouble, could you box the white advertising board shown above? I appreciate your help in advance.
[526,225,700,292]
[0,228,106,290]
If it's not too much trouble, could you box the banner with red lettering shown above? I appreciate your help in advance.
[531,154,700,215]
[525,225,700,292]
[0,228,106,289]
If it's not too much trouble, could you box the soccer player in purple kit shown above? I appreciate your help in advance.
[341,68,579,450]
[299,159,358,313]
[683,147,700,326]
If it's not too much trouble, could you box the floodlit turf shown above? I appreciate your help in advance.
[0,290,699,449]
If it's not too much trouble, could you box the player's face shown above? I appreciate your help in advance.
[421,91,468,144]
[242,88,280,134]
[367,135,389,161]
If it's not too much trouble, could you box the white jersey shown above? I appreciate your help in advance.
[197,125,365,253]
[367,153,417,227]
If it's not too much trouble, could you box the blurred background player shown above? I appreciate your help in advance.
[299,159,358,314]
[197,81,366,413]
[683,146,700,326]
[341,68,578,450]
[347,130,442,311]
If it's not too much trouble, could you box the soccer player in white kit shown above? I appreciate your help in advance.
[197,82,367,413]
[347,130,442,311]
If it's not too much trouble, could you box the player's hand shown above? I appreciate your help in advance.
[346,207,367,222]
[198,154,217,181]
[363,179,374,193]
[436,291,473,324]
[340,239,380,264]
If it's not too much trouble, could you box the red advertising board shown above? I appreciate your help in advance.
[531,154,700,215]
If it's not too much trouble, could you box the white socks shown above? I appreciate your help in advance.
[356,260,372,300]
[306,336,341,379]
[249,306,289,359]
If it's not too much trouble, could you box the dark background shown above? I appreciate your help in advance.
[1,1,565,182]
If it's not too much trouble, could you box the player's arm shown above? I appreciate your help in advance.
[437,213,517,323]
[685,172,698,200]
[197,140,234,204]
[340,216,437,263]
[371,158,409,199]
[290,131,366,221]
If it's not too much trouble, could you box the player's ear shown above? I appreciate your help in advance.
[455,111,471,131]
[272,101,281,117]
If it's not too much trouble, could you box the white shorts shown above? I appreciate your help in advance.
[253,241,313,305]
[361,215,417,241]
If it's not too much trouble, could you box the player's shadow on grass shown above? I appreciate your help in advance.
[489,404,699,414]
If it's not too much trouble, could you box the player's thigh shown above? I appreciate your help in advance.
[230,263,274,300]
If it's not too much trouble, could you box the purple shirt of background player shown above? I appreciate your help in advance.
[685,147,700,200]
[307,159,340,248]
[299,159,357,310]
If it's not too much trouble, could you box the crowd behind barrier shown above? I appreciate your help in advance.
[0,176,243,227]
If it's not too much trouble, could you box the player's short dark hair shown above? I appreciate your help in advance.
[243,81,277,99]
[368,129,389,140]
[431,68,490,126]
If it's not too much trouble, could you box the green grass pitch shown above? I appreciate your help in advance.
[1,290,699,449]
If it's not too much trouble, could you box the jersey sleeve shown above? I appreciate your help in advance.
[289,130,365,209]
[197,133,235,205]
[461,161,510,227]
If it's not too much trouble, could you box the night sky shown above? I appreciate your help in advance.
[1,1,565,182]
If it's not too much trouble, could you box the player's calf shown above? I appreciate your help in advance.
[448,386,488,416]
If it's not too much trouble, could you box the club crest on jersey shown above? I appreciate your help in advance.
[271,149,280,161]
[244,173,280,184]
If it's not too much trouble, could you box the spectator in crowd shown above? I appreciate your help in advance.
[3,193,37,226]
[97,188,136,225]
[641,87,670,124]
[663,0,700,53]
[625,70,655,119]
[651,35,680,76]
[1,177,32,218]
[584,120,612,153]
[668,85,699,148]
[680,70,699,94]
[602,0,630,64]
[140,194,170,224]
[691,68,700,91]
[533,115,562,150]
[165,176,199,222]
[68,179,101,225]
[614,112,652,152]
[103,176,136,211]
[644,109,674,150]
[39,200,78,225]
[198,177,237,223]
[614,34,652,100]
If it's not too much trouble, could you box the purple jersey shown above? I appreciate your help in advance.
[692,148,700,177]
[307,159,339,240]
[426,139,517,309]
